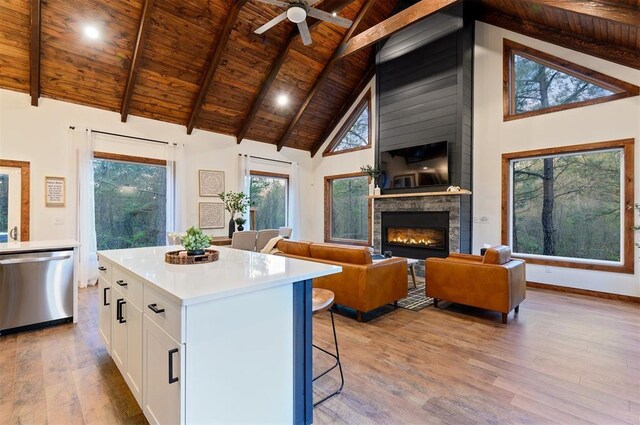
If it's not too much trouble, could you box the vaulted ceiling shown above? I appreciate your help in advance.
[0,0,637,154]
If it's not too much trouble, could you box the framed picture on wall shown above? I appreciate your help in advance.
[45,176,66,207]
[199,202,225,229]
[199,170,224,197]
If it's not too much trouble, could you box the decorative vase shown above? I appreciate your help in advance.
[228,218,236,238]
[187,249,205,256]
[369,181,375,196]
[374,185,381,196]
[237,224,244,231]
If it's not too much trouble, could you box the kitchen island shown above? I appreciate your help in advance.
[97,245,341,425]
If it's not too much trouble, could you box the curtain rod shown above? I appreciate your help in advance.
[240,153,292,165]
[87,129,171,146]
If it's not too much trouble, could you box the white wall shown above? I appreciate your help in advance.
[473,23,640,297]
[0,89,313,242]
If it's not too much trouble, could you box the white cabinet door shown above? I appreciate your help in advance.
[111,287,127,375]
[126,303,143,405]
[97,277,111,353]
[143,316,183,425]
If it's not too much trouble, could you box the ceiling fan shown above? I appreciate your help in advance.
[254,0,353,46]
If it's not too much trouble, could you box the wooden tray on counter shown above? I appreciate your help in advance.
[165,249,219,265]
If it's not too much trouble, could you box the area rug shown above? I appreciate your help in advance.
[397,281,434,311]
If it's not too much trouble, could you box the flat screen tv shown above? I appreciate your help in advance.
[379,141,449,189]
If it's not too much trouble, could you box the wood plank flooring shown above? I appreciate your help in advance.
[0,285,638,424]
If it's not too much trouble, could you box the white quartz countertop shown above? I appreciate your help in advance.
[98,245,341,306]
[0,239,80,253]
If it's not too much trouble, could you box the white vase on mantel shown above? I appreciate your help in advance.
[369,182,375,196]
[374,186,381,196]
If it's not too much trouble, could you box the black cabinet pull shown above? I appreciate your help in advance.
[168,348,179,384]
[116,280,128,287]
[103,287,110,306]
[148,303,165,314]
[116,299,126,323]
[98,266,107,271]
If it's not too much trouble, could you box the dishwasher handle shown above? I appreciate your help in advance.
[0,254,72,265]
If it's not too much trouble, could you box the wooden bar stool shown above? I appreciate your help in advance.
[312,288,344,407]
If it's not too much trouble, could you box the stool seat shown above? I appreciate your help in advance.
[312,288,334,314]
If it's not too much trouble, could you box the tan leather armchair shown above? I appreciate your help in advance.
[425,246,526,323]
[274,240,408,321]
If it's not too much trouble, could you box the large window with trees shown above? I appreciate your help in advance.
[323,91,371,157]
[325,173,371,245]
[250,172,288,230]
[503,39,639,121]
[93,153,167,250]
[502,139,634,273]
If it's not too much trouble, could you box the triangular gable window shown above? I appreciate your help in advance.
[504,39,639,121]
[323,91,371,156]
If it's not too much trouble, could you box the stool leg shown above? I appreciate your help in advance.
[410,264,417,289]
[313,308,344,407]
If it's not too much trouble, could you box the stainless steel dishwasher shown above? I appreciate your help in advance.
[0,249,74,334]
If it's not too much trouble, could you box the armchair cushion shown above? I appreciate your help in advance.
[483,245,512,264]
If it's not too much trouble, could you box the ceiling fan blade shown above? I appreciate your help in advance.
[304,0,322,6]
[297,21,313,46]
[254,0,289,7]
[307,8,352,28]
[255,12,288,34]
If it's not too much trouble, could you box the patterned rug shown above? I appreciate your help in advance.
[397,281,434,311]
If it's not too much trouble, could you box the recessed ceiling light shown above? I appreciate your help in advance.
[332,12,337,17]
[83,25,100,40]
[277,94,289,106]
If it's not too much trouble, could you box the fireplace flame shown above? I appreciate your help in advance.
[386,227,444,248]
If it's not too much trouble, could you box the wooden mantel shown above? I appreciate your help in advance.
[368,189,472,199]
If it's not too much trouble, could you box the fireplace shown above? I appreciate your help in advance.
[381,211,449,260]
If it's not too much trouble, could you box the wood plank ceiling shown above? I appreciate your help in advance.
[0,0,637,153]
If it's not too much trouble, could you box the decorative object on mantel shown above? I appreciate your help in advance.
[45,176,66,207]
[165,249,219,265]
[198,169,224,197]
[219,191,250,238]
[446,185,461,192]
[368,189,472,199]
[235,217,246,232]
[360,164,381,196]
[199,202,225,229]
[182,226,211,255]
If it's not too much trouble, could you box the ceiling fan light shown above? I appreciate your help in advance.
[287,5,307,23]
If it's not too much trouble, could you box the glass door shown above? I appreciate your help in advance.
[0,167,22,242]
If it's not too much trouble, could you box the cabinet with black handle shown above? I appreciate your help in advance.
[97,259,112,353]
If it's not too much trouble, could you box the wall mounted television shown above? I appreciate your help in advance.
[379,141,449,189]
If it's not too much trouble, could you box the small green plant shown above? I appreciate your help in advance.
[235,217,246,225]
[219,191,250,219]
[360,164,381,180]
[182,226,211,252]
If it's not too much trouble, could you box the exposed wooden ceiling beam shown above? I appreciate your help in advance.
[236,0,356,144]
[276,0,376,151]
[121,0,156,122]
[336,0,460,60]
[186,0,248,135]
[513,0,640,27]
[310,63,374,157]
[479,9,640,70]
[29,0,41,107]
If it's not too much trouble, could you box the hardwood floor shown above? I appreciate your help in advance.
[1,285,638,424]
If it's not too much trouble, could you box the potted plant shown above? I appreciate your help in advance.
[219,191,250,237]
[182,226,211,256]
[361,164,382,195]
[235,217,247,232]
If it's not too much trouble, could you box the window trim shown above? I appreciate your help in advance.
[501,138,635,274]
[323,90,372,157]
[93,151,167,166]
[324,172,372,246]
[249,170,290,228]
[503,39,640,121]
[0,159,30,241]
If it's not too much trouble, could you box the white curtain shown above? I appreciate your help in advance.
[77,129,98,288]
[166,143,186,235]
[238,154,251,228]
[288,162,300,239]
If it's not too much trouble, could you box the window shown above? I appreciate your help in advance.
[503,39,639,121]
[325,173,371,245]
[93,153,167,250]
[250,172,288,230]
[502,139,634,273]
[323,91,371,156]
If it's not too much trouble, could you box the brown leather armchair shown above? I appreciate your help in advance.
[425,246,526,323]
[274,240,408,321]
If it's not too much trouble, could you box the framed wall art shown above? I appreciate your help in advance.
[45,176,66,207]
[199,169,224,197]
[199,202,225,229]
